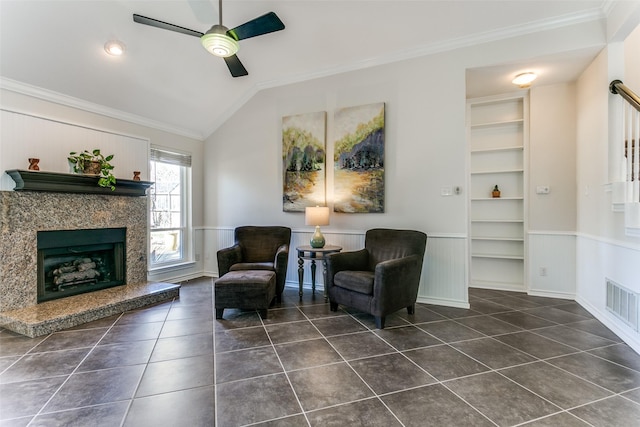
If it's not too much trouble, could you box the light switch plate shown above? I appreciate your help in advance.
[536,186,550,194]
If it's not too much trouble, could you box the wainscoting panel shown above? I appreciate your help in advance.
[201,227,234,276]
[575,234,640,354]
[418,235,468,308]
[200,228,468,308]
[0,109,149,191]
[527,232,576,299]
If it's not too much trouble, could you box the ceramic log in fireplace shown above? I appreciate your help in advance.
[37,228,126,302]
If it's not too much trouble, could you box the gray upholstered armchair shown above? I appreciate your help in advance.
[217,226,291,302]
[325,228,427,329]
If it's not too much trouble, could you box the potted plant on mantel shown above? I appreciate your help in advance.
[68,149,116,191]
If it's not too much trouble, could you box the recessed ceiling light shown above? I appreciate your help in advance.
[512,72,537,88]
[104,40,126,56]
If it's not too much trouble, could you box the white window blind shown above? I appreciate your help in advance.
[150,148,192,167]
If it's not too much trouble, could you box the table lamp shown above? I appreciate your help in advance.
[305,206,330,248]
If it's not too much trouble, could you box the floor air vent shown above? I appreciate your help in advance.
[606,278,638,331]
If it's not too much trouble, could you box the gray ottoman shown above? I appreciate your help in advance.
[215,270,276,319]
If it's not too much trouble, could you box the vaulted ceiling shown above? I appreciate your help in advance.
[0,1,614,139]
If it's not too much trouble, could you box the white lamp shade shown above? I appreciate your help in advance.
[305,206,330,226]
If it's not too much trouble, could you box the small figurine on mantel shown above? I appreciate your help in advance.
[492,185,501,198]
[133,171,141,181]
[28,158,40,171]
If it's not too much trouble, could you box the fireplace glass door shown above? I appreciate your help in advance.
[37,228,126,302]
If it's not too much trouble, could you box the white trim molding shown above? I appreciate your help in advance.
[1,77,204,141]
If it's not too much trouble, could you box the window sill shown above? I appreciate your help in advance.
[149,261,196,274]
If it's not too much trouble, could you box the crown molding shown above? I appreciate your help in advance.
[204,6,605,137]
[0,77,204,141]
[2,5,607,141]
[262,7,605,87]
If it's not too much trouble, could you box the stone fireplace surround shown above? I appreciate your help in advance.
[0,188,179,337]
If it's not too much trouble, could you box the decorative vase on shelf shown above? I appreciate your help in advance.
[492,185,501,198]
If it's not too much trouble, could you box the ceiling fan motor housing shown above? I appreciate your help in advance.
[201,24,239,57]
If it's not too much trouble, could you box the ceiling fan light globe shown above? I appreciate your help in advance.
[201,26,239,58]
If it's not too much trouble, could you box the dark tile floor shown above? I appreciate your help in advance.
[2,277,640,426]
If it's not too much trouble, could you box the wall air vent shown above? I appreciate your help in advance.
[606,278,638,331]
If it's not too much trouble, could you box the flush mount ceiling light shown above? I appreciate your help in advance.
[201,25,239,57]
[104,40,126,56]
[512,72,537,88]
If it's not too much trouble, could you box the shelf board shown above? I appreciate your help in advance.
[470,219,524,223]
[470,119,523,129]
[471,237,524,242]
[470,169,523,175]
[471,253,524,260]
[470,197,523,201]
[470,146,523,153]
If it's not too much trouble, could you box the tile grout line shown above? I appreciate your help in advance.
[251,301,313,427]
[28,311,127,426]
[119,297,177,427]
[211,279,220,427]
[296,303,408,427]
[3,283,638,426]
[452,299,640,426]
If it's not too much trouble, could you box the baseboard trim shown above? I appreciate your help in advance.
[417,296,470,309]
[576,296,640,355]
[527,289,575,300]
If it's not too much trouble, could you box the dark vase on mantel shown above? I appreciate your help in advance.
[28,158,40,171]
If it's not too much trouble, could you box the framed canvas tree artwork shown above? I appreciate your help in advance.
[282,111,327,212]
[333,103,385,213]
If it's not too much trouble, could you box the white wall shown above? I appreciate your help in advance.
[625,25,640,90]
[527,83,578,297]
[203,19,607,307]
[575,24,640,353]
[529,84,577,232]
[0,88,206,283]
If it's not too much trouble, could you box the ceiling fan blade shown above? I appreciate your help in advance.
[133,14,203,38]
[227,12,285,41]
[224,55,248,77]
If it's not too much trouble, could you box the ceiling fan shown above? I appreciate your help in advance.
[133,0,285,77]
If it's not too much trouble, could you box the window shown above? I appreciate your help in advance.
[149,148,192,268]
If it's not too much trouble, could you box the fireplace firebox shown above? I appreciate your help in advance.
[37,228,126,303]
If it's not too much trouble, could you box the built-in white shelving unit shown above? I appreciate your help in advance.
[467,93,528,291]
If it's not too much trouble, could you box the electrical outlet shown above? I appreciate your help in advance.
[539,267,547,276]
